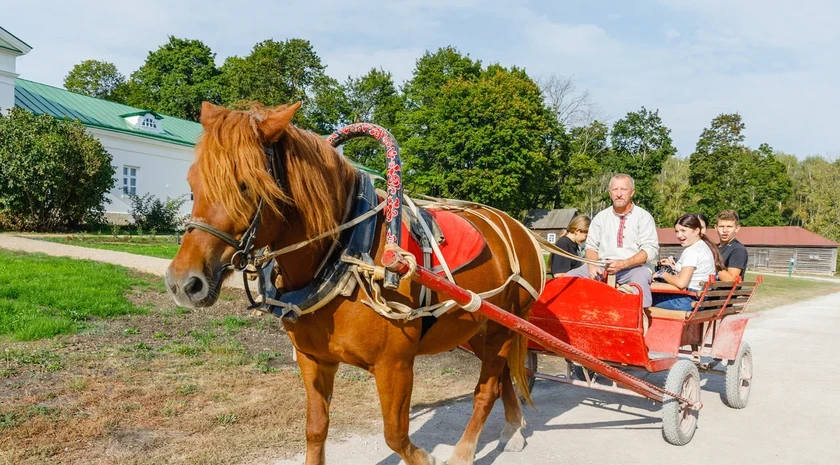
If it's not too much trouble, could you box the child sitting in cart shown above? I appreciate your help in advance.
[652,214,725,310]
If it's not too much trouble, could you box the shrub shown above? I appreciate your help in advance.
[0,108,115,231]
[128,193,188,232]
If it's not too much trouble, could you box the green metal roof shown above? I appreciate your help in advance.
[13,78,384,177]
[14,79,202,146]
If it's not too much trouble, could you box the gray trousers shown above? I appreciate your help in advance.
[565,264,653,307]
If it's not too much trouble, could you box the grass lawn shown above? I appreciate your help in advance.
[745,271,840,312]
[0,250,155,341]
[37,234,181,259]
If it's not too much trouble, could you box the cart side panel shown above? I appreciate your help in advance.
[530,277,650,366]
[710,313,758,360]
[645,318,685,355]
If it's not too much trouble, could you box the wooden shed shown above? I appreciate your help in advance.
[658,226,839,276]
[524,208,578,244]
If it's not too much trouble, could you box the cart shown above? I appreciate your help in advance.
[381,248,761,445]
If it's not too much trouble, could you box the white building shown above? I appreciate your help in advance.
[1,26,198,223]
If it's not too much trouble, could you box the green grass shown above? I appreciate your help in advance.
[0,250,151,341]
[745,271,840,312]
[37,235,181,259]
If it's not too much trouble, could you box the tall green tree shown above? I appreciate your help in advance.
[125,36,222,121]
[63,60,127,102]
[0,108,115,231]
[655,157,698,226]
[689,114,792,225]
[219,39,343,133]
[403,63,558,215]
[605,107,676,216]
[561,121,609,214]
[784,155,840,241]
[340,68,405,173]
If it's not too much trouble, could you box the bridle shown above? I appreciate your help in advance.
[183,143,285,274]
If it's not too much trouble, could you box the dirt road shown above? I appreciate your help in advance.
[273,292,840,465]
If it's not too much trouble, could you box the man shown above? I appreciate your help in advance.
[715,209,748,281]
[565,174,659,307]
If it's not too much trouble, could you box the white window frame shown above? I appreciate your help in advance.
[546,233,557,243]
[123,166,138,196]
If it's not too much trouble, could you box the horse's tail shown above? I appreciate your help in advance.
[508,330,534,407]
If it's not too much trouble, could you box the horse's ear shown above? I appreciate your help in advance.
[200,101,225,128]
[259,101,301,143]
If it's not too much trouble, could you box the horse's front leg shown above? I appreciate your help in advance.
[373,359,442,465]
[297,349,339,465]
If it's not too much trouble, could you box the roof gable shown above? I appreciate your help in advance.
[0,26,32,55]
[524,209,578,229]
[657,226,839,247]
[14,79,202,146]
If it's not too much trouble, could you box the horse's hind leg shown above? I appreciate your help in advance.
[448,326,512,465]
[373,359,442,465]
[297,350,339,465]
[497,364,526,452]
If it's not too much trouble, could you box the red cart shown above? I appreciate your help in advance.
[382,249,761,446]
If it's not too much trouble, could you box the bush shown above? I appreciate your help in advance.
[128,193,188,232]
[0,108,115,231]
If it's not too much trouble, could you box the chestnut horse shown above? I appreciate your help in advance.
[165,101,544,465]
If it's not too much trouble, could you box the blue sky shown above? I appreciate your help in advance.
[5,0,839,158]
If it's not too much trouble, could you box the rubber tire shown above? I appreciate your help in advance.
[662,359,701,446]
[524,349,537,393]
[723,343,753,409]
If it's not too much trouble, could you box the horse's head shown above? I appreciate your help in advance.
[165,101,354,308]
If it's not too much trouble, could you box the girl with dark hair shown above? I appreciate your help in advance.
[652,214,725,310]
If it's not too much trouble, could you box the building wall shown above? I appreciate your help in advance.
[533,228,567,243]
[658,245,838,275]
[90,128,195,218]
[0,51,18,114]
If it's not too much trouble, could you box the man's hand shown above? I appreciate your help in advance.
[604,258,626,274]
[587,264,603,279]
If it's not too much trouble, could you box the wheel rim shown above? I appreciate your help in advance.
[679,374,700,434]
[738,353,752,398]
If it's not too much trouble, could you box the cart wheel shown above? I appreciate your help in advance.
[723,343,752,409]
[524,349,537,392]
[662,359,701,446]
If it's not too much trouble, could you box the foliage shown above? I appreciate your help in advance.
[340,68,405,173]
[655,157,698,227]
[125,36,222,121]
[402,62,559,215]
[63,60,127,102]
[563,121,610,215]
[605,107,677,217]
[689,114,793,226]
[128,193,188,232]
[784,155,840,242]
[220,39,341,133]
[0,108,115,231]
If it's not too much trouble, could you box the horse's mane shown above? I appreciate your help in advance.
[194,103,356,238]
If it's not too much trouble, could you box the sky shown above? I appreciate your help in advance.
[4,0,839,159]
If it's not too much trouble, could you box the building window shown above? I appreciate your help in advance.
[546,233,557,243]
[755,249,769,267]
[140,116,157,129]
[123,166,138,195]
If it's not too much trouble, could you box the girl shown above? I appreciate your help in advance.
[550,215,590,277]
[653,214,725,310]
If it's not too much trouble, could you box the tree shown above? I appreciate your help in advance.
[0,108,115,231]
[537,74,603,127]
[340,68,405,173]
[220,39,342,133]
[689,114,793,225]
[655,157,698,227]
[63,60,127,102]
[560,121,609,213]
[125,36,222,121]
[403,63,558,215]
[784,155,840,242]
[605,107,677,216]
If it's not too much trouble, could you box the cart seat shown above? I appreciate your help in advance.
[647,307,719,320]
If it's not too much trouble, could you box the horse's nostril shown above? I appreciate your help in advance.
[168,282,178,295]
[184,276,204,296]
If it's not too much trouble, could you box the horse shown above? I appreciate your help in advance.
[165,101,545,465]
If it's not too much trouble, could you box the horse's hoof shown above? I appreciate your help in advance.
[498,430,526,452]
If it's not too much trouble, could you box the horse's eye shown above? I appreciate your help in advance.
[239,182,248,192]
